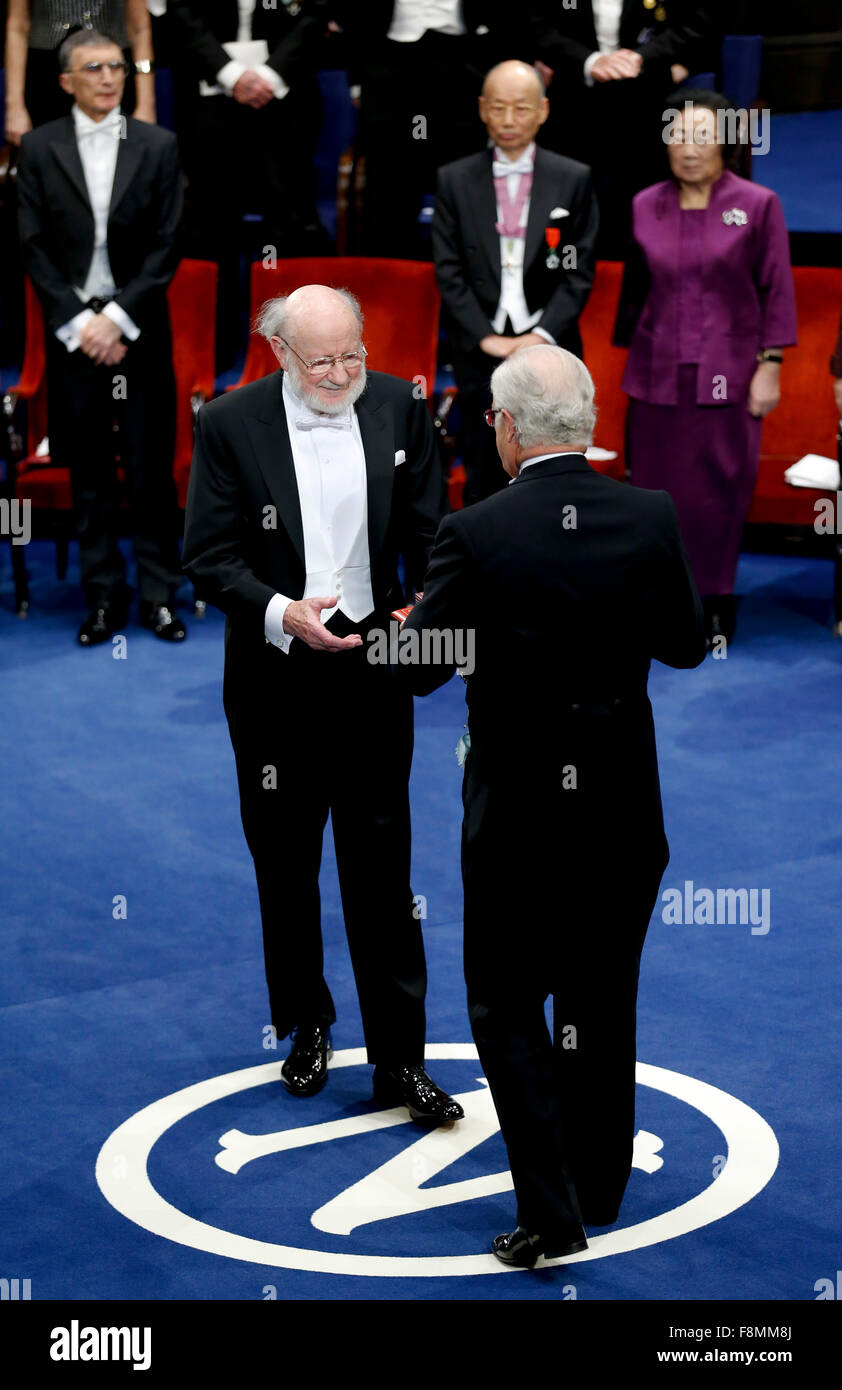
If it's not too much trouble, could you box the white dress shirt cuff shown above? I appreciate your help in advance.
[102,300,140,341]
[533,326,556,345]
[255,64,290,99]
[56,307,95,353]
[216,60,247,93]
[265,592,294,652]
[583,52,600,87]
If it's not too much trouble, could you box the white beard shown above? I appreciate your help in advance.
[285,359,368,416]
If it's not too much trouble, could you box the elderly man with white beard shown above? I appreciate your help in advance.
[183,285,462,1123]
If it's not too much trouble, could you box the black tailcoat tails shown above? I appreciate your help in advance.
[400,453,706,1242]
[182,370,447,1062]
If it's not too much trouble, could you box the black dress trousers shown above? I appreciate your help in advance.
[224,610,428,1065]
[461,701,669,1235]
[45,319,181,607]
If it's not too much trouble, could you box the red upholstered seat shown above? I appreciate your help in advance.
[169,259,218,507]
[748,265,842,525]
[578,260,628,483]
[228,257,440,405]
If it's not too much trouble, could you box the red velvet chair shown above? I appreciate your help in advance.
[8,260,217,602]
[228,257,440,403]
[748,265,842,526]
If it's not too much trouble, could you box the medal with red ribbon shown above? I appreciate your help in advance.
[545,227,561,270]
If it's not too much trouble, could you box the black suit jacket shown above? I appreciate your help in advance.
[401,454,705,782]
[182,369,447,667]
[168,0,326,88]
[17,114,182,335]
[530,0,714,80]
[432,147,599,358]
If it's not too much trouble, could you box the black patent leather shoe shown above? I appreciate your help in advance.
[492,1225,588,1268]
[281,1025,332,1097]
[77,603,127,647]
[372,1064,464,1123]
[139,601,187,641]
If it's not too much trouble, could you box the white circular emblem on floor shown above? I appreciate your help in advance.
[96,1044,778,1276]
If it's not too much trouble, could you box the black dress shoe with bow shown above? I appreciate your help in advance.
[139,601,187,641]
[492,1225,588,1268]
[77,602,128,647]
[281,1025,332,1097]
[372,1064,464,1123]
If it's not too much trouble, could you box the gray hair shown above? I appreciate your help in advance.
[254,289,364,342]
[490,346,596,449]
[58,29,122,72]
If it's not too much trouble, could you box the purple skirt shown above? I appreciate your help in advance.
[627,364,763,595]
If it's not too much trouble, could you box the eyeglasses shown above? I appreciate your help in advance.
[484,408,505,427]
[280,338,368,378]
[76,61,129,75]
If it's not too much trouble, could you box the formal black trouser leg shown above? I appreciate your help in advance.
[118,332,182,605]
[462,765,585,1244]
[330,657,426,1065]
[227,632,426,1060]
[462,746,666,1236]
[468,986,586,1243]
[358,34,487,259]
[242,773,337,1036]
[549,908,654,1222]
[46,339,128,607]
[454,369,508,507]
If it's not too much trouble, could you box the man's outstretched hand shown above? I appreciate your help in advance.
[282,596,363,651]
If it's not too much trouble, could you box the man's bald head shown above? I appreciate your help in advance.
[479,60,549,159]
[256,284,367,415]
[491,345,596,458]
[482,61,544,103]
[256,284,363,347]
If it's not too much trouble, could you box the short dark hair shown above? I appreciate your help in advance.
[663,88,742,169]
[58,28,123,73]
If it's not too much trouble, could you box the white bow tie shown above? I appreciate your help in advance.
[77,111,122,140]
[295,411,352,431]
[492,153,534,179]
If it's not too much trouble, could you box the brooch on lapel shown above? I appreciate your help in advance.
[722,207,748,226]
[545,227,561,270]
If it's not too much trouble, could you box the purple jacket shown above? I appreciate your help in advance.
[615,170,798,407]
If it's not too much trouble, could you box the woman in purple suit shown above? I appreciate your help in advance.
[615,90,797,645]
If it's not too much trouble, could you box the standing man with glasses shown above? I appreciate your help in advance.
[17,27,185,644]
[432,59,599,505]
[182,284,463,1124]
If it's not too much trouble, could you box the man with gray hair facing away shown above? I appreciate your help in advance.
[401,345,706,1264]
[183,285,463,1125]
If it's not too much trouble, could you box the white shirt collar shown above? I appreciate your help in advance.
[511,451,588,482]
[491,140,536,166]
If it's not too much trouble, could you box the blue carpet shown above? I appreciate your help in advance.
[758,110,842,232]
[1,539,840,1300]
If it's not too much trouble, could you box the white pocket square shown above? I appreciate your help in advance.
[394,450,406,465]
[550,207,569,219]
